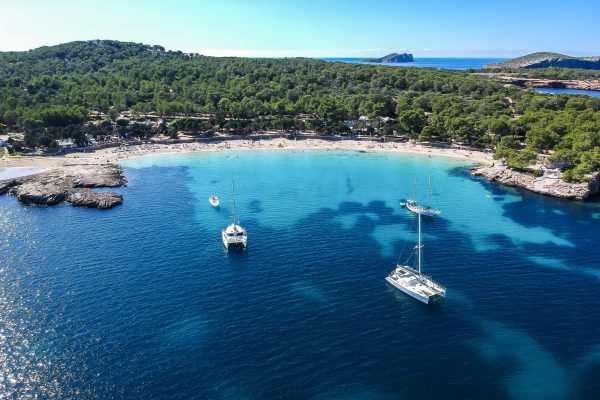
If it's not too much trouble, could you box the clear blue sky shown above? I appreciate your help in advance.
[1,0,598,57]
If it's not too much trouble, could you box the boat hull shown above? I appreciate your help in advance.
[405,202,441,217]
[209,196,220,207]
[385,266,446,305]
[386,276,431,304]
[221,230,247,251]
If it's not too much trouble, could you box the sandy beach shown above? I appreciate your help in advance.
[1,138,493,172]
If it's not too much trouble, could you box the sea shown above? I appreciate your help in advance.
[1,150,599,399]
[534,87,600,98]
[322,58,507,70]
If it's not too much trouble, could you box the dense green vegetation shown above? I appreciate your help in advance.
[1,40,599,181]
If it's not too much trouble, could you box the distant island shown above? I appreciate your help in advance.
[485,52,600,70]
[362,53,414,63]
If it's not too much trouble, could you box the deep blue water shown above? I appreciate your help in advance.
[534,87,600,98]
[1,151,599,399]
[322,58,507,70]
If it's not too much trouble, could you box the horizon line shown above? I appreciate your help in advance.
[0,39,598,59]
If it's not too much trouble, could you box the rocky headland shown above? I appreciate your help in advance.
[362,53,414,63]
[490,76,600,91]
[472,164,600,200]
[0,164,127,209]
[485,52,600,70]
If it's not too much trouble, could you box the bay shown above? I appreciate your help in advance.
[1,150,599,399]
[534,87,600,98]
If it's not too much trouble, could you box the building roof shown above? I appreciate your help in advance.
[57,139,76,146]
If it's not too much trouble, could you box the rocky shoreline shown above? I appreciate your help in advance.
[491,76,600,91]
[0,164,127,209]
[472,164,600,200]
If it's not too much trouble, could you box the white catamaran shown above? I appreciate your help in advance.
[386,212,446,304]
[221,179,247,250]
[400,172,441,217]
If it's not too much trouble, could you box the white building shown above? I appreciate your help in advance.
[57,139,77,150]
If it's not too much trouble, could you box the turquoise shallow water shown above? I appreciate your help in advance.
[1,150,599,399]
[533,88,600,98]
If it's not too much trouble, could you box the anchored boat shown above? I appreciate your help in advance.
[221,179,247,251]
[400,172,441,217]
[386,212,446,304]
[209,195,220,207]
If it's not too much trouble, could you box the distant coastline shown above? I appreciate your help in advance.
[485,52,600,70]
[322,57,508,70]
[361,53,414,63]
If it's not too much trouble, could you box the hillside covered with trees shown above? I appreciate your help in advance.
[1,40,599,182]
[485,52,600,70]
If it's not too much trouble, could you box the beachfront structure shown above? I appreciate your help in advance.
[57,139,77,150]
[543,168,562,180]
[8,132,25,141]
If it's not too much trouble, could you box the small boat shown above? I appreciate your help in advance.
[209,195,220,207]
[386,212,446,304]
[400,172,441,217]
[222,179,247,251]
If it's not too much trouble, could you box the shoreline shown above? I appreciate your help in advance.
[2,138,598,202]
[0,137,493,171]
[472,164,600,201]
[480,74,600,91]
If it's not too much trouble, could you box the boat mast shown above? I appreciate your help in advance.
[417,212,422,275]
[232,178,237,225]
[427,172,432,208]
[413,177,417,201]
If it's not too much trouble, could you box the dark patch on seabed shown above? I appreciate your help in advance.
[248,199,264,214]
[1,159,599,399]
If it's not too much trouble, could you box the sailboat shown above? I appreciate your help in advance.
[400,172,441,217]
[385,212,446,304]
[221,179,247,250]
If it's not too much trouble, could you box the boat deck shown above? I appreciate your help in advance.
[386,266,445,303]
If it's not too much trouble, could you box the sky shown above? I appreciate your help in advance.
[0,0,599,57]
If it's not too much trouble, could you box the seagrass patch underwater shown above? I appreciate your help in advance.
[1,150,599,399]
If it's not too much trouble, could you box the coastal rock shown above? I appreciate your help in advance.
[472,164,600,200]
[485,52,600,70]
[0,179,18,195]
[489,76,600,91]
[363,53,414,63]
[67,189,123,210]
[0,164,127,209]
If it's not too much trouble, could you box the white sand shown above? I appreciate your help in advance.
[1,138,493,171]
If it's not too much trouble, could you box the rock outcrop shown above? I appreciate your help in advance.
[0,164,127,209]
[489,76,600,91]
[472,164,600,200]
[485,52,600,70]
[363,53,414,63]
